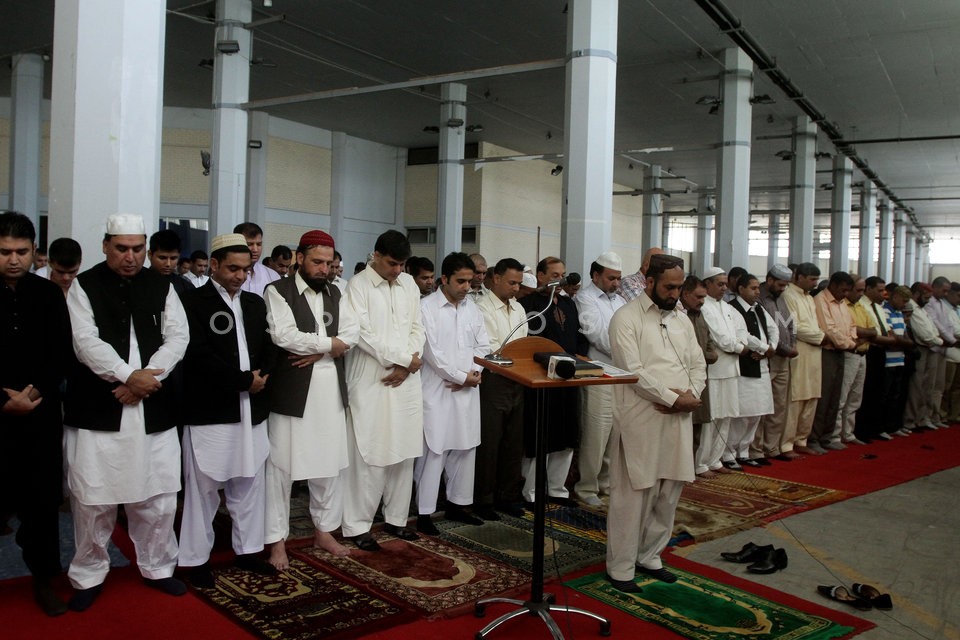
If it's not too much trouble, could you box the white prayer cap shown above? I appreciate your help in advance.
[595,251,622,272]
[105,214,145,236]
[701,266,726,280]
[768,263,793,281]
[521,272,537,289]
[904,300,917,312]
[210,233,249,254]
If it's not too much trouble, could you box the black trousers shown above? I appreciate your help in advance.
[855,346,887,439]
[474,371,525,506]
[811,349,845,445]
[0,408,64,579]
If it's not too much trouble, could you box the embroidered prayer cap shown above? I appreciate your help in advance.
[595,251,622,272]
[105,213,145,236]
[768,263,793,281]
[701,266,726,280]
[210,233,249,254]
[299,229,335,250]
[521,272,538,289]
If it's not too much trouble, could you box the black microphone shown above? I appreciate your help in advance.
[533,274,579,294]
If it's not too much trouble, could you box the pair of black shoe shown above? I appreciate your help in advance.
[720,542,788,574]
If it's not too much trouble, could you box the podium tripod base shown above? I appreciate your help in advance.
[474,593,611,639]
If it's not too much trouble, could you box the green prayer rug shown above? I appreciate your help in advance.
[566,567,854,640]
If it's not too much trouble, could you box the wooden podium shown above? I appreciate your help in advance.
[472,337,638,640]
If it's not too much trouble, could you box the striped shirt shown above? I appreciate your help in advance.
[882,301,905,367]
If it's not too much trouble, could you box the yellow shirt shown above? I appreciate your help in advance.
[846,298,874,354]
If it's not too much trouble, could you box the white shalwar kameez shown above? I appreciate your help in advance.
[263,275,358,542]
[342,267,425,537]
[414,291,490,514]
[179,282,271,567]
[64,283,188,589]
[697,296,745,474]
[725,297,778,462]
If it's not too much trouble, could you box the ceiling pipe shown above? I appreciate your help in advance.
[693,0,931,242]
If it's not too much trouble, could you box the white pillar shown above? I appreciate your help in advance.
[244,110,269,232]
[857,183,876,278]
[9,54,44,234]
[768,212,781,270]
[829,156,853,274]
[560,0,617,275]
[209,0,252,239]
[892,210,906,284]
[788,115,817,264]
[436,82,467,258]
[641,164,662,253]
[916,243,928,282]
[715,48,752,270]
[877,200,893,281]
[904,230,915,284]
[49,0,166,260]
[694,194,714,277]
[914,239,925,282]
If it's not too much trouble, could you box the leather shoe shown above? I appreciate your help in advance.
[636,566,677,583]
[33,578,67,617]
[383,523,419,541]
[851,583,893,610]
[817,585,872,610]
[720,542,773,563]
[606,574,642,593]
[353,532,381,551]
[747,548,788,574]
[417,514,440,536]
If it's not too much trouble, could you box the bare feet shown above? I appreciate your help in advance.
[268,541,289,571]
[696,470,718,480]
[314,530,350,557]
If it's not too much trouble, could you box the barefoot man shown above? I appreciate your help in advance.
[263,230,358,566]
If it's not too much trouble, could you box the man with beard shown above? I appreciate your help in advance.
[235,222,280,297]
[606,253,705,591]
[680,276,717,468]
[263,230,357,566]
[782,263,826,455]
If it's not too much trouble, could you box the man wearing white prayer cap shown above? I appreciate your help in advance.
[573,251,624,506]
[62,213,190,610]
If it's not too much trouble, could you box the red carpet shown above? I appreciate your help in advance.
[746,424,960,495]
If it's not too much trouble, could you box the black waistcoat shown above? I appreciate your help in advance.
[267,276,348,417]
[729,298,769,379]
[64,262,177,433]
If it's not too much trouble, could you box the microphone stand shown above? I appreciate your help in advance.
[483,282,560,366]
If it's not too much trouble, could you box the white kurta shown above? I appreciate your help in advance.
[574,279,626,364]
[700,296,744,419]
[187,281,269,481]
[419,291,489,453]
[64,280,189,505]
[264,273,359,479]
[729,297,778,418]
[344,266,425,467]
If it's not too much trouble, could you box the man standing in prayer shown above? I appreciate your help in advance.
[263,230,357,567]
[342,230,425,550]
[63,214,189,610]
[782,262,826,455]
[415,252,489,534]
[235,222,280,297]
[0,212,73,616]
[606,254,705,591]
[177,233,278,587]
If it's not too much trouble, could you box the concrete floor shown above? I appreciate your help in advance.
[672,467,960,640]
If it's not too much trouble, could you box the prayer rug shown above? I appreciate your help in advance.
[193,557,417,640]
[292,530,529,618]
[566,566,855,640]
[437,512,607,576]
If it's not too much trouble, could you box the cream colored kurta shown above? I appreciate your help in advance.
[419,291,489,453]
[264,273,359,479]
[344,266,425,467]
[783,283,825,401]
[64,282,189,505]
[609,291,707,490]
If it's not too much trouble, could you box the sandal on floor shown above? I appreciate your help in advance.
[816,585,873,611]
[852,583,893,610]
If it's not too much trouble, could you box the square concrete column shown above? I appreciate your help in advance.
[829,156,853,274]
[892,210,906,284]
[768,212,782,270]
[209,0,252,238]
[693,194,714,277]
[436,82,467,258]
[49,0,166,259]
[877,200,893,281]
[788,116,817,264]
[244,110,269,230]
[641,164,662,253]
[9,54,44,233]
[904,230,915,284]
[857,183,877,277]
[560,0,617,275]
[715,48,752,270]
